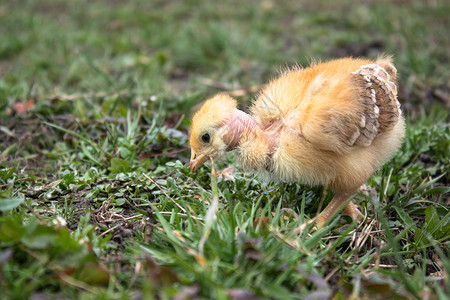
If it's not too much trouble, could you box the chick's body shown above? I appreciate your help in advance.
[190,57,405,227]
[245,58,404,192]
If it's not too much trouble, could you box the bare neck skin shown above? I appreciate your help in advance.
[222,109,261,150]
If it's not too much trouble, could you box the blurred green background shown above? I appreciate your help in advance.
[1,0,448,116]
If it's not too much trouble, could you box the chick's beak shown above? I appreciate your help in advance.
[190,151,208,172]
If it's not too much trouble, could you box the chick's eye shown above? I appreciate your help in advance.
[201,133,211,143]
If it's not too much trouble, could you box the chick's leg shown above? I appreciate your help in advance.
[315,192,362,228]
[342,201,364,221]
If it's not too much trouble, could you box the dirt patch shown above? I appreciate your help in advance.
[39,179,159,249]
[1,115,63,178]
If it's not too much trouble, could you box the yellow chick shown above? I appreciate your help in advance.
[189,56,405,227]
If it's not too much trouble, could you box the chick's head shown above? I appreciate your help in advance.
[189,94,237,172]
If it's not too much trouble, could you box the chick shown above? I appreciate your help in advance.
[189,56,405,227]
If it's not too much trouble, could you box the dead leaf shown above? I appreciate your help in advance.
[253,217,270,230]
[145,255,179,286]
[77,262,110,286]
[8,98,35,115]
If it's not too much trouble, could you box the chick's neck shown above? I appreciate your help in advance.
[222,109,261,151]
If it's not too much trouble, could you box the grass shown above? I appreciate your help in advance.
[0,0,449,299]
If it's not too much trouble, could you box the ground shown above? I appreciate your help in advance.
[0,0,449,299]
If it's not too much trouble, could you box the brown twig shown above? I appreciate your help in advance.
[22,201,46,223]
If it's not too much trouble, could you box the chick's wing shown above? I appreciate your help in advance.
[298,64,399,154]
